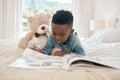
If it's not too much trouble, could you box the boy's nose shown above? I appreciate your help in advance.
[55,36,60,41]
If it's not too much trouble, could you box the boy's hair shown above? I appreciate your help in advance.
[52,10,73,27]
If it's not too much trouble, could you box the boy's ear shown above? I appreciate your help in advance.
[71,29,74,34]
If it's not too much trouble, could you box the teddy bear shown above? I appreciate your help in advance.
[28,24,50,50]
[18,13,51,49]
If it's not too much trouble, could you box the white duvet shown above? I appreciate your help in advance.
[81,39,120,66]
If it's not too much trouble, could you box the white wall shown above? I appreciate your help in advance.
[73,0,120,37]
[72,0,94,37]
[93,0,120,28]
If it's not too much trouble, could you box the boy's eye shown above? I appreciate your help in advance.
[60,33,65,36]
[52,32,65,36]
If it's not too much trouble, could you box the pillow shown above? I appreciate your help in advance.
[89,28,120,43]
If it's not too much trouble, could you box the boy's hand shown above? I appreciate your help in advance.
[53,51,69,57]
[29,46,42,53]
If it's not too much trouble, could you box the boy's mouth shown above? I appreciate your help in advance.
[56,41,61,44]
[56,40,63,44]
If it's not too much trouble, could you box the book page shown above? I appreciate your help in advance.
[62,53,82,69]
[8,48,66,69]
[62,53,120,70]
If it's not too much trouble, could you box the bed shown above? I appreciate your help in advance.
[0,28,120,80]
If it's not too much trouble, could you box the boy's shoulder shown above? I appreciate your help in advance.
[70,32,79,41]
[48,35,54,41]
[71,32,78,38]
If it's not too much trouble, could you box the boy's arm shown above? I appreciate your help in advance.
[42,35,55,55]
[72,45,85,56]
[71,35,86,56]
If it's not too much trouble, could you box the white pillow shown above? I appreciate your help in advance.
[89,28,120,43]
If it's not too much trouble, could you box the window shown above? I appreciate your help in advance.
[22,0,72,36]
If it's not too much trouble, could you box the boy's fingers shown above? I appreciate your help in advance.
[53,52,64,56]
[28,46,38,51]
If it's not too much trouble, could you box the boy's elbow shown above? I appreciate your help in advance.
[80,52,86,56]
[72,51,86,56]
[80,50,86,56]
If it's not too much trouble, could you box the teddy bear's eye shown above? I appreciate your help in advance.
[41,26,45,30]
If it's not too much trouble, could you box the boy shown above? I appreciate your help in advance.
[30,10,85,56]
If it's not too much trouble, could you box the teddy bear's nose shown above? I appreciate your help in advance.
[41,26,45,30]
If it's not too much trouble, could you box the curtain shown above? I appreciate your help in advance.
[72,0,94,37]
[0,0,22,39]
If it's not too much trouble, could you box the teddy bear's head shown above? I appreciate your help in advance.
[28,13,51,31]
[18,13,51,49]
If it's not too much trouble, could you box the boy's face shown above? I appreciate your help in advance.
[52,23,74,44]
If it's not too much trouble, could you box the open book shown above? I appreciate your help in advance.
[8,48,120,70]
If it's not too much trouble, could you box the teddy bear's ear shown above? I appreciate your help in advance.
[28,16,33,23]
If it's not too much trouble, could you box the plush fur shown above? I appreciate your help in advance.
[28,24,50,50]
[18,13,51,49]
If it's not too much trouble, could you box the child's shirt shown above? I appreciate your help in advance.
[42,33,85,55]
